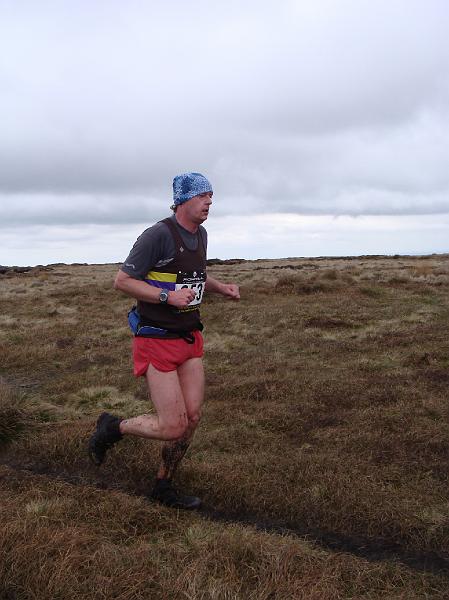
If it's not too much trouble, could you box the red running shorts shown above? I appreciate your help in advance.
[132,331,204,376]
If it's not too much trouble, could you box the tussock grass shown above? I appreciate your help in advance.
[1,465,448,600]
[0,382,30,446]
[275,274,339,294]
[1,255,449,597]
[65,385,149,417]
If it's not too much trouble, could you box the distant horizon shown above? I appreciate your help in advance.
[3,250,449,270]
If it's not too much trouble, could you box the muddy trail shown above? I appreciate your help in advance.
[2,457,448,578]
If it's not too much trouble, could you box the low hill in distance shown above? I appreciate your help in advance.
[1,252,448,274]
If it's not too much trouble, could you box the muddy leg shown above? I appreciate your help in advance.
[157,437,191,480]
[155,357,204,481]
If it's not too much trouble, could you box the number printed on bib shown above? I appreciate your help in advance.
[175,270,206,308]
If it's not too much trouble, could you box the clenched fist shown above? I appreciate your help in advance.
[168,288,196,308]
[222,283,240,300]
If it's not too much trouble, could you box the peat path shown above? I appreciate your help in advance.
[200,506,449,576]
[2,459,448,577]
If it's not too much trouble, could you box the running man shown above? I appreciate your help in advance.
[88,172,240,509]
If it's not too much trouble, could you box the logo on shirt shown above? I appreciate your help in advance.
[125,262,136,270]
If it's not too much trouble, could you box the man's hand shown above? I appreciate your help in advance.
[221,283,240,300]
[205,275,240,300]
[168,288,196,308]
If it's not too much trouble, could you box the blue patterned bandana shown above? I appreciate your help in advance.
[172,172,213,206]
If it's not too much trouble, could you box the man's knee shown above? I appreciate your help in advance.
[161,419,189,440]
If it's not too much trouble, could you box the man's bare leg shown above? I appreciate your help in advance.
[119,365,188,440]
[150,357,204,508]
[88,364,188,465]
[88,358,204,508]
[156,357,205,480]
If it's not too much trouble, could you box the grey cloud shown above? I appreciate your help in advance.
[0,0,448,224]
[0,194,169,227]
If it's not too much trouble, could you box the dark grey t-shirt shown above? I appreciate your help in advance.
[121,215,208,280]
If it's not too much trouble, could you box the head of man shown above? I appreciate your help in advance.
[171,172,213,226]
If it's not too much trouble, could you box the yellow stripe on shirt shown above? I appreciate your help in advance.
[146,271,177,283]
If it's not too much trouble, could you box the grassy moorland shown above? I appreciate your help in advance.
[1,254,449,599]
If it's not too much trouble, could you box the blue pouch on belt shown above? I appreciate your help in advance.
[127,306,168,337]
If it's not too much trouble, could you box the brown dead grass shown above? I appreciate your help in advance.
[1,465,448,600]
[1,255,449,598]
[0,382,30,446]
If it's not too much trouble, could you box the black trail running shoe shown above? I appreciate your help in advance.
[88,412,123,466]
[150,479,201,510]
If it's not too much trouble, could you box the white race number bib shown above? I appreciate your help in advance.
[175,270,206,308]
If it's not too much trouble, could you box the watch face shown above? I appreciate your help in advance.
[159,290,169,303]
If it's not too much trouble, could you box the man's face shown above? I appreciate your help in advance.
[183,192,213,224]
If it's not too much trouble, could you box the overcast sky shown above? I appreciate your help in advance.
[1,0,448,265]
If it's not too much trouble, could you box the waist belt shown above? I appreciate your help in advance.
[127,306,202,344]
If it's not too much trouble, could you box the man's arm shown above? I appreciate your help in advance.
[114,270,195,308]
[205,275,240,300]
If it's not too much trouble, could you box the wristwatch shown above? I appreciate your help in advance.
[159,289,169,304]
